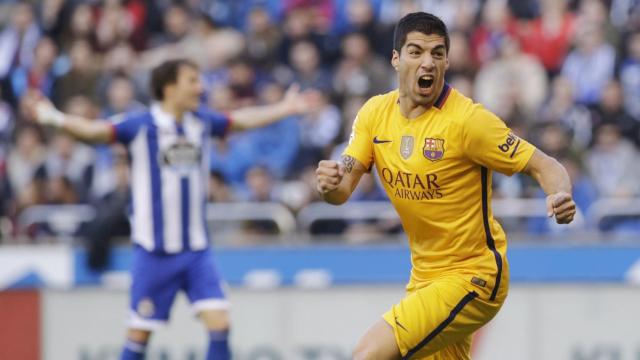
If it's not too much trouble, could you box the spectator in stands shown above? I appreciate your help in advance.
[8,36,58,104]
[45,96,96,202]
[7,124,46,201]
[244,7,283,69]
[52,40,100,107]
[527,154,595,234]
[453,0,485,33]
[199,28,245,88]
[45,132,94,202]
[278,8,328,65]
[295,89,341,170]
[100,42,148,103]
[46,176,79,205]
[0,2,40,81]
[474,35,548,119]
[332,32,393,100]
[577,0,620,50]
[226,58,259,107]
[335,0,393,57]
[247,82,300,178]
[609,0,640,29]
[60,3,97,51]
[239,165,283,236]
[288,40,332,91]
[341,172,400,243]
[84,145,131,270]
[586,123,640,198]
[210,81,301,183]
[149,2,192,47]
[592,80,639,147]
[561,24,616,105]
[0,88,13,145]
[538,75,594,150]
[470,0,517,67]
[39,0,67,37]
[94,0,146,51]
[446,31,476,80]
[207,83,238,112]
[208,170,235,203]
[101,74,145,118]
[449,74,474,98]
[517,0,574,76]
[620,31,640,120]
[241,165,278,202]
[1,0,639,240]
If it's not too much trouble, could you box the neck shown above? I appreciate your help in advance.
[161,101,185,122]
[398,82,443,119]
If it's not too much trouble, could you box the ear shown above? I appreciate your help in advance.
[391,49,399,71]
[445,55,450,71]
[164,83,175,99]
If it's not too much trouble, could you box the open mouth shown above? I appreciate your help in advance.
[418,75,434,90]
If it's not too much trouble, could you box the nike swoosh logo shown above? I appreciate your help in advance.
[395,316,408,332]
[373,136,392,144]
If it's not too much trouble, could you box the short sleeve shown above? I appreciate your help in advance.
[111,112,147,145]
[342,98,376,169]
[196,108,231,138]
[461,106,536,176]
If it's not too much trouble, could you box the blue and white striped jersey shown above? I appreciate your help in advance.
[111,104,230,253]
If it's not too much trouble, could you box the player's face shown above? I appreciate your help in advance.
[174,65,204,111]
[392,31,449,107]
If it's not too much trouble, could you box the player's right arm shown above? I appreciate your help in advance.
[316,97,377,205]
[316,155,368,205]
[31,97,113,144]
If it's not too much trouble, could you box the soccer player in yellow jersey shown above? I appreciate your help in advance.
[316,12,576,360]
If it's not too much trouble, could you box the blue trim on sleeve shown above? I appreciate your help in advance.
[195,108,231,138]
[113,111,150,144]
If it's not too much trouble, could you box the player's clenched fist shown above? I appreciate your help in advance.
[546,191,576,224]
[316,160,345,193]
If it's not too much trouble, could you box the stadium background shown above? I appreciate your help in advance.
[1,0,640,359]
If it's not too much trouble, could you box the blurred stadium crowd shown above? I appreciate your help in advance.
[1,0,640,245]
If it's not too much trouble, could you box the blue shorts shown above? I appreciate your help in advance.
[128,246,229,330]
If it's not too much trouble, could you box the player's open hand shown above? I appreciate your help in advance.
[546,191,576,224]
[316,160,345,194]
[281,83,323,116]
[25,93,65,127]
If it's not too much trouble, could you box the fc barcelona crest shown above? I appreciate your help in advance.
[400,135,414,159]
[423,138,445,161]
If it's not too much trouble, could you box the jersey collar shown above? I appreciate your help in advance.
[433,82,451,110]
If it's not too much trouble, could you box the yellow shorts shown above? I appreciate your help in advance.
[382,274,506,360]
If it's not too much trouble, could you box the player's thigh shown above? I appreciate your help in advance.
[129,247,182,324]
[353,318,401,360]
[183,250,229,313]
[382,279,499,359]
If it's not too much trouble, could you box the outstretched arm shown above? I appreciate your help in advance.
[316,155,368,205]
[522,149,576,224]
[228,84,319,131]
[31,97,113,144]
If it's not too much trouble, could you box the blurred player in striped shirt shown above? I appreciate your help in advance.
[30,58,317,360]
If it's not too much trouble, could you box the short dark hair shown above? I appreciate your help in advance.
[393,12,450,54]
[150,58,198,100]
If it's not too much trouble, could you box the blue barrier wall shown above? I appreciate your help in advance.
[72,243,640,287]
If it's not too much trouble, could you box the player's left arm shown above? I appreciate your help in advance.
[228,84,319,131]
[522,149,576,224]
[462,106,576,224]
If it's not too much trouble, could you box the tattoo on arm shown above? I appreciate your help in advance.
[341,155,355,173]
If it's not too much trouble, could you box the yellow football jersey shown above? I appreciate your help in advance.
[343,84,536,301]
